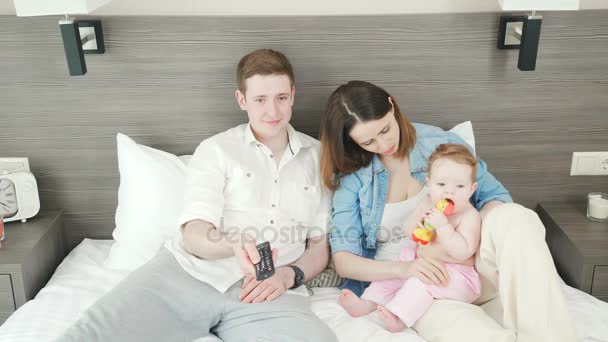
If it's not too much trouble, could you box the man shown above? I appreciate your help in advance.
[58,49,337,342]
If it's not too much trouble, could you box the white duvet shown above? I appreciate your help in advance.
[1,239,607,342]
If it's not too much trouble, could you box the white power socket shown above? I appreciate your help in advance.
[571,152,608,176]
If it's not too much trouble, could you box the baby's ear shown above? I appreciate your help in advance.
[471,182,478,195]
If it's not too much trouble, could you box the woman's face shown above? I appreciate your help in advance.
[348,108,401,156]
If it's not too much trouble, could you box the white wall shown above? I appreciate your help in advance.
[1,0,607,16]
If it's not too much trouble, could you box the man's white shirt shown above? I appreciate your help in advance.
[165,123,331,294]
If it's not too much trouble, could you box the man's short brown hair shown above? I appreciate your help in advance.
[428,143,478,181]
[236,49,295,93]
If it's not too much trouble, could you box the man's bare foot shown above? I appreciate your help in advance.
[338,289,377,317]
[377,305,406,333]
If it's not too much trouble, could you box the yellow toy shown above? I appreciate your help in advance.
[411,199,455,245]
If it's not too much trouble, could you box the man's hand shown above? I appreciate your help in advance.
[239,266,294,303]
[232,233,261,276]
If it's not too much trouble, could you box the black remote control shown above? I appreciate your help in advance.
[255,241,275,281]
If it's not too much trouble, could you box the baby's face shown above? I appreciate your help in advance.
[426,158,477,213]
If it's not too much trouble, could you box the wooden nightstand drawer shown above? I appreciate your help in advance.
[538,202,608,302]
[0,274,16,312]
[0,211,66,324]
[591,266,608,297]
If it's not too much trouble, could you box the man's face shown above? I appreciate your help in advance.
[235,74,294,141]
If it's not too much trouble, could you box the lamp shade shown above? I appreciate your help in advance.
[13,0,111,17]
[497,0,579,11]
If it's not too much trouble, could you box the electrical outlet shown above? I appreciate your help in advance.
[601,158,608,175]
[571,152,608,176]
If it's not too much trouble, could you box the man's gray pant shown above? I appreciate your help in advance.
[56,249,337,342]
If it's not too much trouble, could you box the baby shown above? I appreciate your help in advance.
[339,143,482,332]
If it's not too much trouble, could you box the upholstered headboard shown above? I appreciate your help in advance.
[1,12,607,250]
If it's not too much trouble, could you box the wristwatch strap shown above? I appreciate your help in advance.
[288,265,305,289]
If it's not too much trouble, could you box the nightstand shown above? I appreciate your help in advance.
[537,202,608,302]
[0,211,66,325]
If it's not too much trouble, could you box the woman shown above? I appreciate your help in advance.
[319,80,577,342]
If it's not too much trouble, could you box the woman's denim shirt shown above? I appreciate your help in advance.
[329,123,513,296]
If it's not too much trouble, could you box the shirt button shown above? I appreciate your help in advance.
[304,186,308,191]
[270,219,274,224]
[271,204,276,208]
[246,173,251,177]
[270,154,273,158]
[274,179,278,183]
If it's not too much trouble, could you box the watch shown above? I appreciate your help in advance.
[288,265,305,289]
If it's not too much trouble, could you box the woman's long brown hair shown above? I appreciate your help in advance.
[320,81,416,191]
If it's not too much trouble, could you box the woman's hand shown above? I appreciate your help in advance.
[239,266,293,303]
[395,257,449,286]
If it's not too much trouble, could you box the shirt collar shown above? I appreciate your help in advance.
[409,124,430,172]
[370,155,424,172]
[370,144,427,175]
[371,155,386,173]
[408,134,430,173]
[244,123,312,155]
[244,123,258,145]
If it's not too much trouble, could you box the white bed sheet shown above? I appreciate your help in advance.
[1,239,607,342]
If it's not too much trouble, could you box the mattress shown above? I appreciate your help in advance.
[1,239,607,342]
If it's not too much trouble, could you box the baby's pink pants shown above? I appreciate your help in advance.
[361,244,481,327]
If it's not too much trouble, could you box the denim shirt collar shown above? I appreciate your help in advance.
[353,156,383,182]
[371,155,386,174]
[352,156,389,250]
[356,144,429,179]
[408,140,430,174]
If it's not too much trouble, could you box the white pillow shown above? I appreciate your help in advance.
[449,121,476,155]
[105,133,190,270]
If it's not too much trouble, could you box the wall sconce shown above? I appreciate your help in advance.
[13,0,111,76]
[496,0,579,71]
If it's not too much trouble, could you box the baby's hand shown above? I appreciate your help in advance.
[416,200,435,227]
[425,208,449,229]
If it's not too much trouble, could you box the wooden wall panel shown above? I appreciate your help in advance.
[1,12,607,249]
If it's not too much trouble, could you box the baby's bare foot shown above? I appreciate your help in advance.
[338,289,376,317]
[377,305,406,333]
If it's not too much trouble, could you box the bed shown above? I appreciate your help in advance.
[3,131,608,342]
[1,238,607,342]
